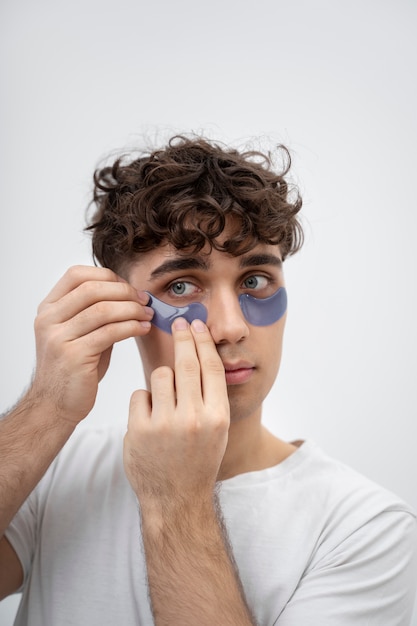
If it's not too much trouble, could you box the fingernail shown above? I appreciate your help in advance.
[173,317,188,331]
[191,319,206,333]
[143,306,154,318]
[137,290,150,305]
[140,321,151,329]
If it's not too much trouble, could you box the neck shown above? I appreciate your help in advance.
[217,412,296,481]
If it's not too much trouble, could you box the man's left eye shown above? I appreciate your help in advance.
[243,275,268,290]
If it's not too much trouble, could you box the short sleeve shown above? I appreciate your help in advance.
[276,510,417,626]
[5,484,42,592]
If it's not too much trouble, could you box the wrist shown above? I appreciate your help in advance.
[139,488,221,537]
[23,381,88,429]
[14,387,78,437]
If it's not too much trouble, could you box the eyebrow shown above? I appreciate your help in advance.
[149,251,282,280]
[239,253,283,269]
[149,257,209,279]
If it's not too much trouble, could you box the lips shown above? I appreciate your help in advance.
[222,361,255,385]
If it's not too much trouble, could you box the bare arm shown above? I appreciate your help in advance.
[0,396,76,599]
[138,491,255,626]
[0,394,76,540]
[0,265,153,596]
[124,318,256,625]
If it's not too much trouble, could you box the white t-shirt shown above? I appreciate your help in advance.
[6,425,417,625]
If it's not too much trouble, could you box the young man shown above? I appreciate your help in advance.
[0,136,416,625]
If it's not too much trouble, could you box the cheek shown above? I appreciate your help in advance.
[135,330,174,387]
[260,318,286,376]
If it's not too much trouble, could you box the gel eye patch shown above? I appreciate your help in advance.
[239,287,287,326]
[146,287,287,334]
[145,293,208,334]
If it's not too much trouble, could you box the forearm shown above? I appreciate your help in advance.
[140,492,256,626]
[0,265,151,537]
[0,391,76,537]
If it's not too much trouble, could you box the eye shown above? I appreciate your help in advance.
[242,275,268,291]
[167,281,198,297]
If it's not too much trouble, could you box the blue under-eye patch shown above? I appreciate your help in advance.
[146,287,287,334]
[238,287,287,326]
[145,293,208,334]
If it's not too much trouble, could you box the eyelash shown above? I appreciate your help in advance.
[167,281,199,297]
[166,274,272,298]
[242,275,269,290]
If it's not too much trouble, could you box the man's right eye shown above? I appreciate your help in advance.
[167,281,198,297]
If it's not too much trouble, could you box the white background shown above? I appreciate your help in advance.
[1,0,416,623]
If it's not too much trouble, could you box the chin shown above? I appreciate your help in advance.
[227,390,263,424]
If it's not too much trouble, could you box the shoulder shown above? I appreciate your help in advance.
[220,442,417,625]
[221,440,416,544]
[285,441,415,539]
[297,441,415,528]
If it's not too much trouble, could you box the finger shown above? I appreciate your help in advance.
[190,320,228,404]
[97,345,113,381]
[63,300,154,341]
[71,318,151,356]
[41,265,150,311]
[149,366,176,420]
[124,389,153,493]
[42,266,120,304]
[128,389,152,429]
[39,280,150,325]
[171,317,203,409]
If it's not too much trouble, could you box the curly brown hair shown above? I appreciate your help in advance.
[86,135,304,273]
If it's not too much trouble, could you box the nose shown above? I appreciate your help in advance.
[206,289,250,345]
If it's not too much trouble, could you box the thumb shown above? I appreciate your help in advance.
[98,345,113,382]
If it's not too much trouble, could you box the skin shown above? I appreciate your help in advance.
[0,241,296,624]
[121,241,296,624]
[0,266,153,596]
[125,241,295,480]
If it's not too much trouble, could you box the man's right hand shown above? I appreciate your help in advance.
[29,265,153,426]
[1,264,153,594]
